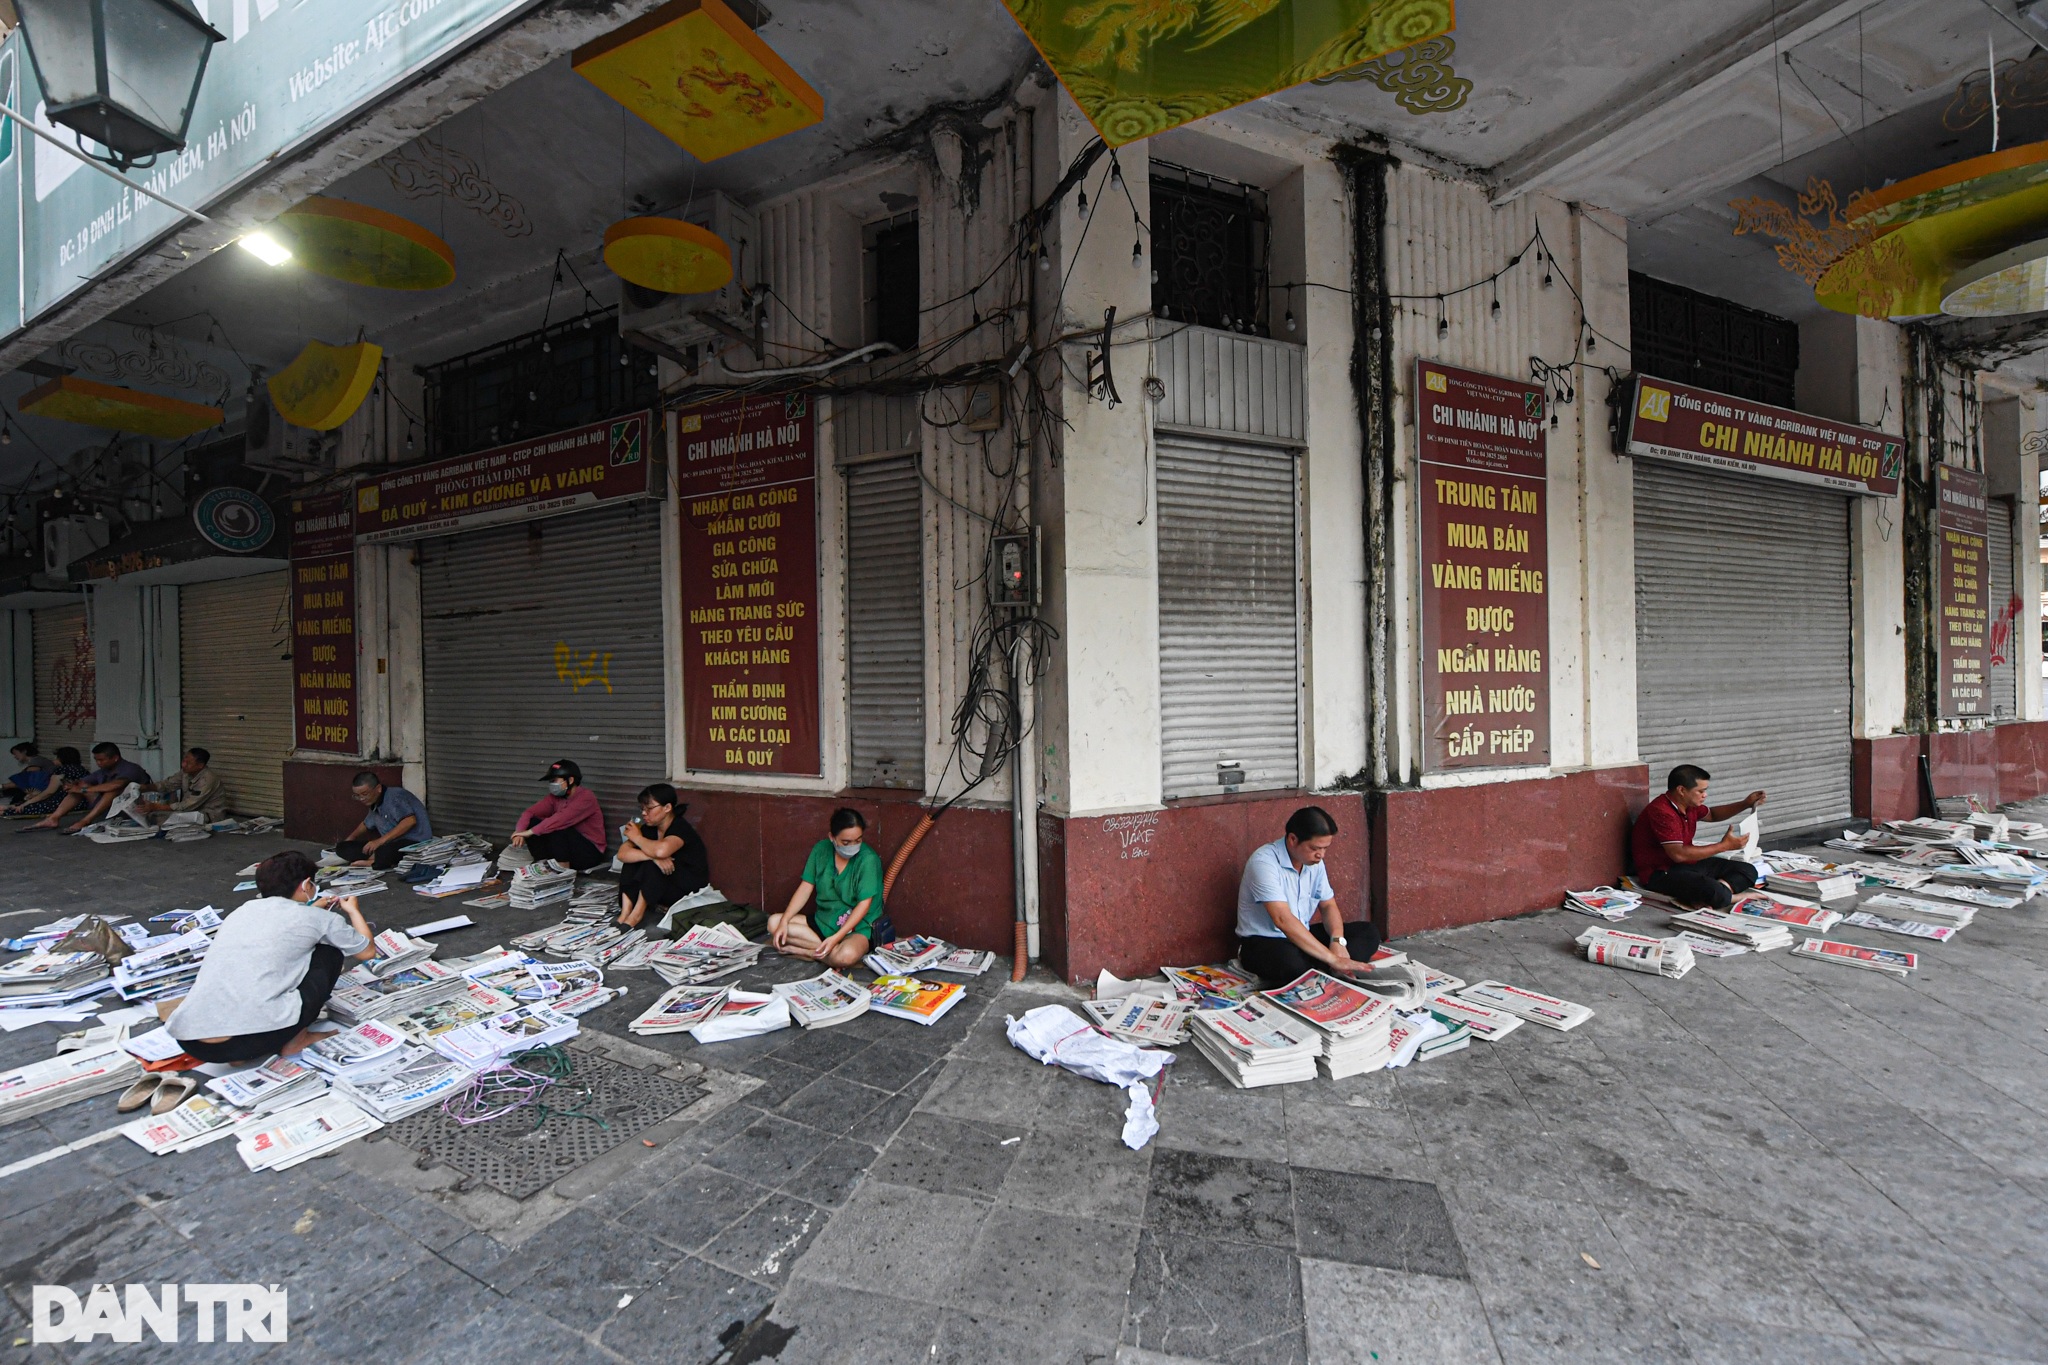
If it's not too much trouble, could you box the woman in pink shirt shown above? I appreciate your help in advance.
[509,759,608,870]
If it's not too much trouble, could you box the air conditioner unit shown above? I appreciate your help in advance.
[242,373,332,474]
[43,515,109,576]
[616,191,763,368]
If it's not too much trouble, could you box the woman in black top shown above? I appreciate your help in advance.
[616,783,710,928]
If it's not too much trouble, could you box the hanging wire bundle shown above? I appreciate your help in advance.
[438,1045,607,1131]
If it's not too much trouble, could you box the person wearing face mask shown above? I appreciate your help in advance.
[766,807,885,968]
[509,759,609,871]
[615,782,711,928]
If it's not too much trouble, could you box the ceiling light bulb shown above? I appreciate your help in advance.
[1284,310,1296,332]
[238,231,293,267]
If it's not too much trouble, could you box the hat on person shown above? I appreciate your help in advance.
[541,759,582,783]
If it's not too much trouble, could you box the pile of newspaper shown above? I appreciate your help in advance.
[124,1093,263,1156]
[567,881,617,917]
[648,923,761,985]
[1792,937,1916,976]
[1261,971,1395,1078]
[1562,886,1642,921]
[1668,907,1793,951]
[1842,909,1957,942]
[111,932,211,1002]
[1730,894,1843,934]
[864,935,998,976]
[207,1055,328,1113]
[237,1095,383,1172]
[0,1043,142,1127]
[569,927,644,968]
[1449,980,1593,1031]
[395,833,496,875]
[1083,994,1193,1046]
[334,1046,477,1122]
[1188,995,1322,1088]
[774,970,871,1028]
[414,863,493,899]
[161,813,212,843]
[688,990,791,1043]
[316,866,388,899]
[365,930,435,978]
[629,983,733,1035]
[509,859,577,910]
[1388,1010,1470,1067]
[1162,963,1262,1009]
[1861,891,1977,929]
[431,1002,580,1066]
[0,951,112,1006]
[1576,926,1695,980]
[868,975,967,1026]
[1764,868,1857,902]
[1421,991,1523,1041]
[327,960,467,1024]
[495,839,534,875]
[384,979,520,1047]
[301,1020,411,1080]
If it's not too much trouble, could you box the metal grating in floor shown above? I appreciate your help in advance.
[382,1051,707,1199]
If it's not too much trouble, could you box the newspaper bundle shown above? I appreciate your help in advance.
[629,984,733,1035]
[123,1093,263,1156]
[364,930,436,979]
[1861,893,1978,928]
[334,1046,479,1122]
[237,1095,383,1172]
[1452,980,1593,1032]
[1162,963,1261,1009]
[301,1020,409,1078]
[328,959,468,1024]
[1576,927,1695,980]
[1792,937,1916,976]
[0,1043,142,1127]
[1841,910,1956,943]
[206,1056,328,1114]
[774,971,871,1028]
[1562,887,1642,921]
[1729,894,1843,935]
[1082,994,1193,1047]
[868,975,967,1026]
[648,923,762,985]
[688,990,791,1043]
[1188,996,1322,1088]
[1667,908,1792,951]
[1260,971,1394,1079]
[1421,991,1523,1041]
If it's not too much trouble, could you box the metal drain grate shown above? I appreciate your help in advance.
[382,1052,706,1199]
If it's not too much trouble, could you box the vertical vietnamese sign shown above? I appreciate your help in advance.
[677,394,820,775]
[290,491,357,754]
[1937,464,1989,719]
[1416,360,1551,771]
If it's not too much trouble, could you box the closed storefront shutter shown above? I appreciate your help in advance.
[1635,461,1853,836]
[846,455,924,789]
[33,603,94,758]
[1157,435,1300,798]
[181,573,294,816]
[420,502,664,841]
[1988,497,2017,720]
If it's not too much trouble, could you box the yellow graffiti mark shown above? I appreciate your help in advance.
[553,641,614,694]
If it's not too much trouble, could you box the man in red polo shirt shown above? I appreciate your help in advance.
[1631,764,1766,909]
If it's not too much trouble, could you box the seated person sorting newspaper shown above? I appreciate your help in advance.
[768,808,884,968]
[29,741,153,832]
[134,747,230,822]
[509,759,609,871]
[616,782,711,929]
[1630,764,1766,910]
[1236,806,1381,987]
[5,747,86,819]
[165,850,378,1063]
[334,770,433,869]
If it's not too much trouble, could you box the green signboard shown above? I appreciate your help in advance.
[2,0,536,341]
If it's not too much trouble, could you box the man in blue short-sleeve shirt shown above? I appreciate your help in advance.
[334,771,434,869]
[1235,806,1382,987]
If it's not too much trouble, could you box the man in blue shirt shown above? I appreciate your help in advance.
[1235,806,1381,987]
[333,771,433,869]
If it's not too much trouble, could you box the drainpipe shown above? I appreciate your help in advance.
[1013,628,1040,973]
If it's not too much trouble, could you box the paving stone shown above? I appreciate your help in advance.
[998,1128,1154,1224]
[598,1253,778,1362]
[703,1112,831,1186]
[950,1207,1139,1339]
[932,1309,1117,1365]
[1668,1316,1884,1365]
[918,1053,1055,1128]
[788,1180,988,1298]
[1300,1258,1502,1364]
[435,1231,517,1281]
[388,1298,621,1365]
[700,1191,827,1286]
[487,1206,678,1331]
[780,1134,880,1209]
[1142,1148,1295,1249]
[774,1071,895,1136]
[833,1041,942,1093]
[1293,1167,1468,1280]
[873,1111,1027,1200]
[764,1277,947,1365]
[1122,1227,1305,1364]
[624,1163,771,1254]
[775,1026,875,1072]
[739,1055,823,1109]
[301,1255,497,1364]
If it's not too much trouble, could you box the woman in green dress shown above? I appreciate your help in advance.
[768,808,883,969]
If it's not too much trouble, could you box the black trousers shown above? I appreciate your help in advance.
[179,944,346,1064]
[618,858,709,910]
[334,837,406,870]
[1644,857,1758,911]
[1240,920,1383,988]
[527,828,607,871]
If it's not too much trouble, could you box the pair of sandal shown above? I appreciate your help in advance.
[117,1072,198,1115]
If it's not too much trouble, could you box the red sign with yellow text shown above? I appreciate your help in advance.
[1623,375,1901,496]
[289,492,357,754]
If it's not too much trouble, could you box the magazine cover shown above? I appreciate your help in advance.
[1163,964,1260,1007]
[868,975,966,1025]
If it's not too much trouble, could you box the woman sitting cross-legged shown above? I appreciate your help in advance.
[165,850,378,1063]
[767,807,884,969]
[616,783,710,929]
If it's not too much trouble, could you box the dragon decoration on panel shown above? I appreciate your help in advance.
[1003,0,1457,144]
[1311,35,1470,113]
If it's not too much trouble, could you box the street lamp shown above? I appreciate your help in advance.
[14,0,224,172]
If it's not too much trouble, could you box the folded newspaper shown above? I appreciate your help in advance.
[1792,937,1916,976]
[1452,980,1593,1031]
[1577,927,1695,980]
[773,971,871,1028]
[1081,994,1192,1046]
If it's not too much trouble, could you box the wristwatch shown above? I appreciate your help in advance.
[1332,936,1347,946]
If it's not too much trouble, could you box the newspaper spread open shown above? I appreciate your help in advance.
[1163,964,1260,1008]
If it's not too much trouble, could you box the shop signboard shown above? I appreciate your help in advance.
[0,2,534,338]
[1937,464,1989,719]
[676,392,821,777]
[1416,361,1551,772]
[354,412,660,544]
[1622,374,1902,497]
[290,491,357,754]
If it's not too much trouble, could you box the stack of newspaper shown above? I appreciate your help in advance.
[0,1044,142,1127]
[237,1095,383,1172]
[567,881,617,918]
[365,930,436,978]
[301,1020,410,1079]
[1764,868,1857,902]
[431,1003,580,1066]
[1082,995,1193,1046]
[1188,996,1322,1088]
[1861,892,1977,929]
[629,984,732,1035]
[458,951,557,1002]
[386,980,519,1047]
[649,923,761,985]
[395,833,496,874]
[1911,881,2018,909]
[689,990,791,1043]
[495,839,534,875]
[868,975,967,1026]
[509,859,578,910]
[1421,991,1523,1041]
[1261,971,1395,1078]
[1667,930,1752,958]
[1451,980,1593,1032]
[553,982,626,1016]
[1842,910,1956,942]
[1668,908,1794,951]
[1730,894,1844,934]
[207,1056,328,1114]
[609,936,665,970]
[1576,927,1695,980]
[333,1046,478,1122]
[123,1093,262,1156]
[866,935,998,976]
[1562,887,1642,921]
[1163,964,1261,1009]
[571,927,645,968]
[0,951,112,1003]
[327,960,468,1024]
[774,971,871,1028]
[1792,937,1916,976]
[413,863,492,899]
[110,932,212,1002]
[316,866,388,898]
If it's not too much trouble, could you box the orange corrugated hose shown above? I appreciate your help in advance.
[882,812,936,900]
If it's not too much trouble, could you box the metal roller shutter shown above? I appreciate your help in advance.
[180,573,294,816]
[1988,497,2017,720]
[420,503,664,842]
[1157,435,1301,798]
[1634,460,1852,836]
[32,603,95,758]
[846,455,924,789]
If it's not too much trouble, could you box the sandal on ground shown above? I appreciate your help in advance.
[116,1075,163,1114]
[150,1075,198,1115]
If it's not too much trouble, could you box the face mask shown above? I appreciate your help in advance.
[835,840,862,859]
[548,780,569,797]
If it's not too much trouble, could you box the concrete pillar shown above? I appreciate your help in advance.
[1,609,30,750]
[1852,317,1909,739]
[2020,395,2044,722]
[89,583,178,779]
[1571,205,1638,771]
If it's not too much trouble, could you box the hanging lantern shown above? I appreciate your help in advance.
[268,341,384,432]
[603,217,734,294]
[271,198,455,290]
[19,376,221,438]
[14,0,223,170]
